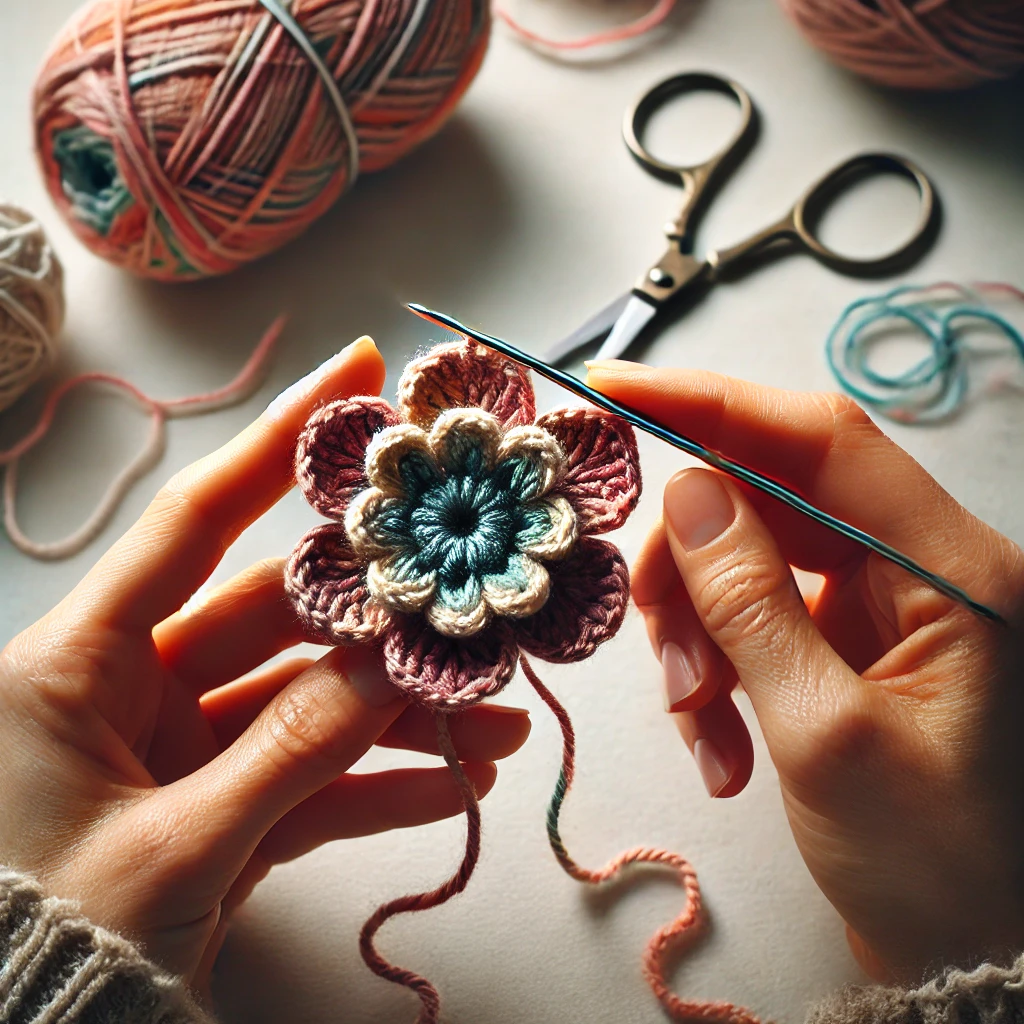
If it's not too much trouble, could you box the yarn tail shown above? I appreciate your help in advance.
[519,655,762,1024]
[359,714,481,1024]
[495,0,676,51]
[1,316,284,561]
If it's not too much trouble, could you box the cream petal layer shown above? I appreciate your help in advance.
[482,553,551,619]
[517,496,578,562]
[345,487,406,559]
[365,424,435,497]
[496,425,565,500]
[425,589,491,638]
[428,408,502,474]
[367,551,437,613]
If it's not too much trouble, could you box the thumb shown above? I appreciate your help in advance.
[662,468,853,736]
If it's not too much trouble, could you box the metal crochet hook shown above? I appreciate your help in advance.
[407,302,1003,625]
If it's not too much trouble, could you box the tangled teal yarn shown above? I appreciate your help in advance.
[826,283,1024,423]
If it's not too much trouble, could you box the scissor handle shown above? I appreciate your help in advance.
[711,153,938,278]
[623,72,757,243]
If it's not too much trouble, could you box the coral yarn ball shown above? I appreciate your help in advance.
[777,0,1024,91]
[33,0,490,281]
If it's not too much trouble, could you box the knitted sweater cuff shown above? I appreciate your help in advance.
[0,868,215,1024]
[808,954,1024,1024]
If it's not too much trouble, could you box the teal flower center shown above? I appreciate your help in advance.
[408,473,521,589]
[376,442,554,601]
[349,412,577,636]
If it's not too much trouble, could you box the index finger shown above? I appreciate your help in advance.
[585,362,997,589]
[79,337,386,631]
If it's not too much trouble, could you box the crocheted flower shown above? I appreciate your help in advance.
[285,339,641,709]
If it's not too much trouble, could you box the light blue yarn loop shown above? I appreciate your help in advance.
[826,283,1024,423]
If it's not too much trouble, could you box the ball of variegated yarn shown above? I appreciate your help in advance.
[778,0,1024,90]
[33,0,490,281]
[0,204,64,413]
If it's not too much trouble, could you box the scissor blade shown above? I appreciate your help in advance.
[594,294,658,361]
[544,293,631,364]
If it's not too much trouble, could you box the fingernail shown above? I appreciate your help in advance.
[661,642,698,712]
[664,470,736,550]
[483,704,531,716]
[265,336,376,420]
[693,737,732,798]
[342,646,401,708]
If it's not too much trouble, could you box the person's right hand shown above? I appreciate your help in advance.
[587,361,1024,985]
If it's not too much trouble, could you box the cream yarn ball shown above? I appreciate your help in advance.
[0,204,64,413]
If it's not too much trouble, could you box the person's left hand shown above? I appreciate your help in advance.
[0,337,530,989]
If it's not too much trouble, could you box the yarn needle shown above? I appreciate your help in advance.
[406,302,1004,625]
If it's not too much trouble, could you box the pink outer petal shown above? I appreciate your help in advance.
[398,340,536,430]
[296,397,400,519]
[285,524,391,645]
[537,408,642,534]
[383,616,519,709]
[515,536,630,663]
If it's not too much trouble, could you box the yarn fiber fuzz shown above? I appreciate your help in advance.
[0,205,64,413]
[778,0,1024,90]
[34,0,489,280]
[285,337,641,708]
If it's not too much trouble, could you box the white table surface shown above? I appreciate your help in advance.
[3,2,1024,1022]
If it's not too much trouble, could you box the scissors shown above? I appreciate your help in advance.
[547,71,939,365]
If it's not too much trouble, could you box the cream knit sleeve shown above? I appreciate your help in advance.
[0,868,214,1024]
[808,956,1024,1024]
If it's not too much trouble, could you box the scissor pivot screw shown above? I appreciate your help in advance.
[649,268,674,288]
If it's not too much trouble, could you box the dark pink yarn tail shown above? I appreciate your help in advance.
[520,655,763,1024]
[358,714,481,1024]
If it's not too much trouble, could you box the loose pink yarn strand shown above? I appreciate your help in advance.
[0,316,284,560]
[359,714,482,1024]
[495,0,676,51]
[521,655,764,1024]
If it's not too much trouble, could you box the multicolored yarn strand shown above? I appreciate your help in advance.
[777,0,1024,90]
[1,317,282,559]
[826,282,1024,424]
[495,0,677,53]
[33,0,489,280]
[286,338,663,1019]
[520,656,764,1024]
[286,337,772,1021]
[358,714,481,1024]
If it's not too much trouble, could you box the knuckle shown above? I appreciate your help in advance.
[150,477,204,532]
[695,553,794,648]
[989,534,1024,611]
[264,687,350,772]
[148,474,228,565]
[246,557,287,590]
[813,389,872,429]
[811,391,880,468]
